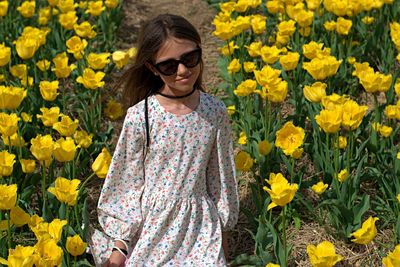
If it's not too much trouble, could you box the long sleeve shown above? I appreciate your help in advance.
[206,101,239,232]
[97,106,145,241]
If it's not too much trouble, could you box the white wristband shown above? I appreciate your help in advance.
[114,238,129,251]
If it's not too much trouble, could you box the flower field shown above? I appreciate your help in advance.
[207,0,400,266]
[2,0,400,266]
[0,0,134,265]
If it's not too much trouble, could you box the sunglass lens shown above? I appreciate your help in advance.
[182,50,201,68]
[157,60,178,76]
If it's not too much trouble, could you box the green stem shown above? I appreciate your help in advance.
[41,163,47,217]
[74,256,77,267]
[7,210,11,249]
[77,172,96,200]
[282,205,287,267]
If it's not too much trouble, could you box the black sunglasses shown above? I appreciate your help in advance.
[151,48,202,76]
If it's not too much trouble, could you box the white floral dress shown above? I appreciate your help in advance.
[90,91,239,266]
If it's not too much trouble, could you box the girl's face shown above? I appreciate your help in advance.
[150,37,201,94]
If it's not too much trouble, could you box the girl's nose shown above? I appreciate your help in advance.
[176,63,190,76]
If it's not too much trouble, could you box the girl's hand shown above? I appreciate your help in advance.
[103,251,126,267]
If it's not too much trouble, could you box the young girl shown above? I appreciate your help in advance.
[90,14,239,266]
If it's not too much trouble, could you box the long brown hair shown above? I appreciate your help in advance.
[120,14,204,108]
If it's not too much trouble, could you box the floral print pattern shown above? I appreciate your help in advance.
[90,91,239,266]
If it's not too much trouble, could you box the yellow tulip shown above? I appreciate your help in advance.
[21,112,32,122]
[234,150,254,172]
[38,6,52,25]
[379,125,393,138]
[347,57,356,65]
[15,36,40,60]
[277,19,296,37]
[0,43,11,66]
[105,0,119,8]
[34,238,63,266]
[260,45,281,64]
[336,135,347,149]
[336,169,349,182]
[254,65,281,87]
[52,115,79,136]
[57,0,75,12]
[0,245,36,267]
[243,62,256,73]
[28,214,44,228]
[0,1,9,17]
[296,9,314,28]
[303,56,342,80]
[275,121,305,157]
[52,52,76,78]
[17,1,36,18]
[0,112,20,137]
[219,41,238,56]
[76,68,106,90]
[362,16,375,25]
[53,137,77,162]
[4,134,26,148]
[36,59,51,71]
[264,80,288,103]
[37,106,60,127]
[66,235,87,256]
[311,181,329,195]
[48,177,81,206]
[30,134,54,162]
[10,206,30,227]
[351,216,379,245]
[73,130,93,149]
[336,17,352,35]
[303,82,327,103]
[87,52,111,70]
[39,80,59,101]
[250,14,266,34]
[396,79,400,97]
[0,150,15,176]
[74,21,97,39]
[48,218,68,241]
[0,85,27,109]
[86,0,105,16]
[263,172,298,210]
[227,58,241,74]
[265,263,280,267]
[0,184,17,210]
[59,11,78,30]
[279,52,300,71]
[237,131,247,145]
[341,100,368,131]
[234,79,257,97]
[321,93,348,110]
[307,241,343,267]
[112,50,130,69]
[245,41,262,57]
[66,36,88,60]
[226,105,236,116]
[302,41,324,60]
[258,140,273,156]
[20,159,36,173]
[104,99,124,120]
[315,109,342,134]
[382,244,400,267]
[92,147,112,178]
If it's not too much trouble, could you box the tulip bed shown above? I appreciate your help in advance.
[0,0,135,266]
[207,0,400,266]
